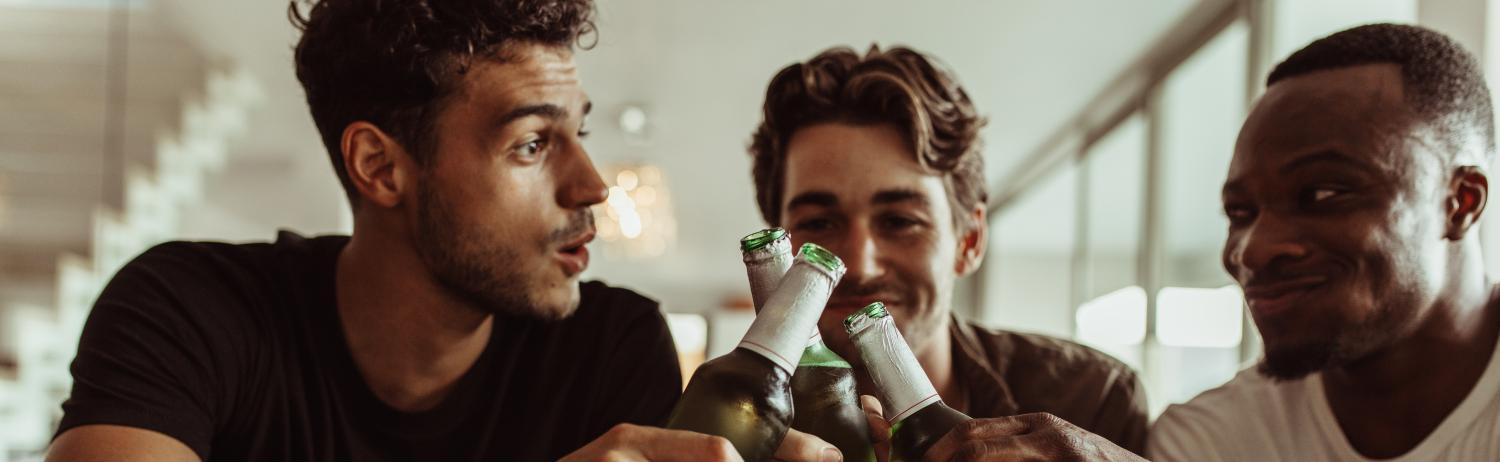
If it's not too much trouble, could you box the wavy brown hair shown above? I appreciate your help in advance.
[289,0,597,204]
[749,45,988,231]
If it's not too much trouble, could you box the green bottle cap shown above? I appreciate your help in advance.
[740,228,788,252]
[797,242,844,273]
[843,301,889,333]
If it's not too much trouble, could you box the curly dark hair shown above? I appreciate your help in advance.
[289,0,597,204]
[1269,23,1495,163]
[749,45,988,230]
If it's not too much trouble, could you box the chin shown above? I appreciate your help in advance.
[529,282,582,321]
[1256,340,1332,381]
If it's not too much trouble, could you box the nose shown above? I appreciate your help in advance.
[556,141,608,209]
[833,221,884,286]
[1225,213,1309,279]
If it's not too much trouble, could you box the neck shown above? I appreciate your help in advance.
[1321,246,1500,457]
[915,318,964,412]
[336,218,493,412]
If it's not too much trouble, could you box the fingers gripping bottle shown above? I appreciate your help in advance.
[740,229,874,461]
[666,242,846,462]
[845,302,971,462]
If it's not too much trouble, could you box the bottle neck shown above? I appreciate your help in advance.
[742,245,793,312]
[850,317,941,423]
[798,334,852,368]
[738,262,836,373]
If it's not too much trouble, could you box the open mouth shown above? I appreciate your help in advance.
[554,232,594,276]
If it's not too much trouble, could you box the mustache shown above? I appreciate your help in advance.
[547,209,595,245]
[1241,265,1331,287]
[832,279,907,302]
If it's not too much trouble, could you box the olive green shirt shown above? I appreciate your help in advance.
[951,316,1150,455]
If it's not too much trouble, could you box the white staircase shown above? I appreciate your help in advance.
[0,3,263,458]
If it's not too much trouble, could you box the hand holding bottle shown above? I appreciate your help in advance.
[919,413,1145,462]
[559,424,844,462]
[558,423,741,462]
[844,303,1144,462]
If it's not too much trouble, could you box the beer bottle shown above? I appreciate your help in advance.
[844,302,971,462]
[739,228,794,310]
[740,228,874,461]
[666,243,846,462]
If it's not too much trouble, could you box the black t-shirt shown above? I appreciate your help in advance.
[56,231,682,461]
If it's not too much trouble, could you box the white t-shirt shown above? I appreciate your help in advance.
[1149,333,1500,462]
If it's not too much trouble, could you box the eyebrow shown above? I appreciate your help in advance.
[1222,150,1377,198]
[1278,150,1376,175]
[872,188,931,207]
[787,191,838,210]
[496,100,592,127]
[785,188,932,211]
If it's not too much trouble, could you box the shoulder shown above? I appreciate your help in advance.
[109,231,341,296]
[109,231,336,291]
[566,280,669,339]
[957,321,1149,436]
[1158,368,1287,427]
[124,239,269,276]
[99,240,276,314]
[1150,368,1296,458]
[963,321,1139,386]
[92,232,343,339]
[577,280,661,315]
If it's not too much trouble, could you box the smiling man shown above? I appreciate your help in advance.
[749,45,1149,459]
[43,1,833,461]
[1150,24,1500,461]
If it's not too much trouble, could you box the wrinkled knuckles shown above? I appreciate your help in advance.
[1031,412,1069,429]
[704,435,738,461]
[598,449,632,462]
[954,418,992,440]
[604,423,642,443]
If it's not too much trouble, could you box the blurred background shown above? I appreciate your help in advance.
[3,0,1500,458]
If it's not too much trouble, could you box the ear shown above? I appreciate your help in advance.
[341,121,416,208]
[1445,165,1488,240]
[954,206,988,276]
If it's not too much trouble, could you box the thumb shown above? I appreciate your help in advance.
[623,425,743,462]
[774,428,841,462]
[860,395,893,462]
[860,395,891,443]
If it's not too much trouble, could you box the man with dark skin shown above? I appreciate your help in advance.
[1151,24,1500,461]
[45,1,832,461]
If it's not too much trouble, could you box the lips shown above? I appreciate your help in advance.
[554,231,594,276]
[1243,276,1327,318]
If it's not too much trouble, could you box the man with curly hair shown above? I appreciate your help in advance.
[46,1,832,461]
[748,45,1149,460]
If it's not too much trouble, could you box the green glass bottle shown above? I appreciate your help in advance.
[667,243,846,462]
[740,229,874,461]
[844,302,971,462]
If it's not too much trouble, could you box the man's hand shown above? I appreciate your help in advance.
[922,413,1146,462]
[774,428,843,462]
[559,423,844,462]
[860,395,893,462]
[559,424,742,462]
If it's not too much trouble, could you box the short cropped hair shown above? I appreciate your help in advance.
[1269,23,1495,164]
